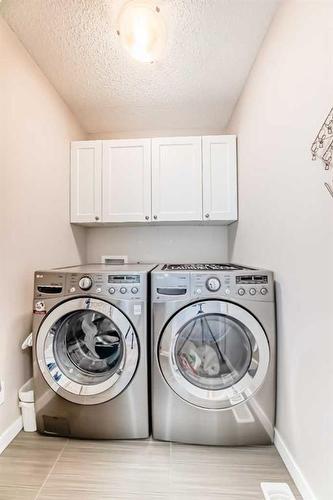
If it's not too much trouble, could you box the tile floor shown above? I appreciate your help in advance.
[0,432,301,499]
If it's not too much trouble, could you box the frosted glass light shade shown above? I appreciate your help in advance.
[117,1,166,63]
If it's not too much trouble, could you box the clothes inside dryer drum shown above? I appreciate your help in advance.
[175,313,252,391]
[52,310,124,385]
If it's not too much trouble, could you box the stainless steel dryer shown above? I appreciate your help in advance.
[151,263,276,446]
[32,264,155,439]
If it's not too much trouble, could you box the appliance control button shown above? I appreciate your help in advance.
[238,288,245,296]
[225,288,231,295]
[79,276,92,290]
[108,287,115,295]
[249,288,256,295]
[131,287,138,294]
[196,288,202,294]
[206,277,221,292]
[70,286,76,293]
[120,287,127,294]
[260,287,268,295]
[96,287,102,293]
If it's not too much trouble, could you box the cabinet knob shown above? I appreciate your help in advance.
[205,213,210,219]
[145,215,149,221]
[95,216,100,221]
[153,215,158,220]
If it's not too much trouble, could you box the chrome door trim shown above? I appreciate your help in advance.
[36,297,139,405]
[158,300,270,409]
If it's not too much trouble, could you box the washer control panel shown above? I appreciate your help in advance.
[34,270,148,302]
[66,273,143,299]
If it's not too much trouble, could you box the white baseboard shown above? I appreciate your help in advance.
[0,416,23,455]
[274,429,316,500]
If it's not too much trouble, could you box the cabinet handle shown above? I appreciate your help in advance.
[205,213,210,219]
[95,216,100,221]
[145,215,149,220]
[153,215,158,220]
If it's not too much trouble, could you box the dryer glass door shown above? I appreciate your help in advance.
[36,297,139,405]
[175,313,252,391]
[158,300,270,409]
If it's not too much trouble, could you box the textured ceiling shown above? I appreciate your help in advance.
[0,0,279,134]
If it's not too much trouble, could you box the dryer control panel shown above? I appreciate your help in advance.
[190,272,273,301]
[152,269,274,302]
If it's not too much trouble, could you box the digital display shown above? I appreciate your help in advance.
[236,275,268,284]
[108,275,140,284]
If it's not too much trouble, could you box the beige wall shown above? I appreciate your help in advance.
[88,130,225,140]
[86,225,229,264]
[0,18,86,435]
[227,1,333,498]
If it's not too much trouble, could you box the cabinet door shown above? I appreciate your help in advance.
[71,141,102,223]
[102,139,151,223]
[152,137,202,221]
[202,135,237,222]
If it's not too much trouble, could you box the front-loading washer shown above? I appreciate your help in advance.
[151,263,276,446]
[32,263,155,439]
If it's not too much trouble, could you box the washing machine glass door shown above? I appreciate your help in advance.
[36,297,139,405]
[158,300,270,409]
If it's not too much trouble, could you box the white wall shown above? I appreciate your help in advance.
[86,225,228,264]
[227,1,333,498]
[0,18,86,436]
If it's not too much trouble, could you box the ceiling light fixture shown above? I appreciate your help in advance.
[117,0,166,63]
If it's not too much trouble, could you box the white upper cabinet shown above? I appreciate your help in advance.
[152,137,202,222]
[70,135,237,225]
[202,135,237,222]
[71,141,102,223]
[102,139,151,223]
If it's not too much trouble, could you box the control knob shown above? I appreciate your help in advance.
[79,276,92,290]
[206,277,221,292]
